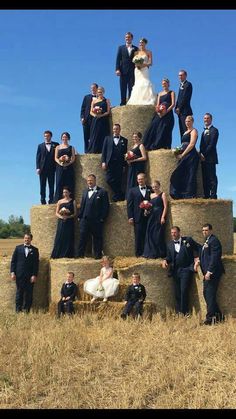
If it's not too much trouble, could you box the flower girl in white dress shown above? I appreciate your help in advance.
[83,256,119,303]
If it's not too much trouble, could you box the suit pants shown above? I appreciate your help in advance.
[78,218,103,258]
[120,71,135,105]
[203,275,222,322]
[178,114,188,138]
[83,119,92,153]
[16,279,34,312]
[106,163,124,199]
[58,300,75,316]
[122,300,143,317]
[40,170,55,203]
[201,162,218,199]
[173,267,193,315]
[134,218,148,257]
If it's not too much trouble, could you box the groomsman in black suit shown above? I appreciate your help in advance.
[80,83,98,153]
[198,223,224,325]
[77,174,110,259]
[10,233,39,313]
[127,173,152,257]
[102,123,128,202]
[162,226,200,316]
[200,113,219,199]
[36,130,59,204]
[175,70,193,138]
[115,32,138,106]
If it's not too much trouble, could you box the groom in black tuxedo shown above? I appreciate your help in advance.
[10,233,39,313]
[36,130,59,204]
[115,32,138,106]
[200,113,219,199]
[162,226,200,316]
[127,173,152,257]
[101,123,128,202]
[77,174,110,259]
[175,70,193,138]
[80,83,98,153]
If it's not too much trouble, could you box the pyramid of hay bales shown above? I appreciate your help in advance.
[1,105,235,319]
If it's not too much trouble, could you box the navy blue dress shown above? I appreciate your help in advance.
[143,91,174,150]
[143,193,166,258]
[51,200,75,258]
[126,144,146,195]
[87,98,110,154]
[54,146,75,203]
[170,131,199,199]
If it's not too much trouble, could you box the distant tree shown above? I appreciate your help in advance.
[0,215,30,238]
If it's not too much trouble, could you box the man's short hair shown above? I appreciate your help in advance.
[202,223,213,230]
[67,271,75,277]
[171,226,180,232]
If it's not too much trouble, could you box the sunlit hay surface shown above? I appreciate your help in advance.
[0,311,236,408]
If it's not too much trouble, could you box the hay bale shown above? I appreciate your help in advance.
[0,256,16,312]
[148,149,204,198]
[111,105,155,149]
[49,300,156,320]
[31,204,57,258]
[74,154,113,202]
[50,258,102,304]
[170,199,233,254]
[32,258,50,310]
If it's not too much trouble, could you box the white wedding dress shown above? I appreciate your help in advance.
[83,267,119,299]
[127,54,156,105]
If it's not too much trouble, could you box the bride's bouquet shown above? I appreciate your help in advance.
[132,56,144,69]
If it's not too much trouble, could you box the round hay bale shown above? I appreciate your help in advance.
[147,149,204,198]
[0,256,16,312]
[31,204,57,258]
[170,198,233,254]
[32,258,50,311]
[50,258,102,304]
[111,105,155,148]
[74,154,113,202]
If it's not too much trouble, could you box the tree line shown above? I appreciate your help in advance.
[0,215,30,238]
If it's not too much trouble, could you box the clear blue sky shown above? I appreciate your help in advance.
[1,9,236,224]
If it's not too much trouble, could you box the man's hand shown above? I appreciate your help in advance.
[175,108,180,115]
[36,169,41,175]
[116,70,121,76]
[162,260,168,269]
[11,273,16,281]
[30,276,37,284]
[128,218,134,225]
[204,271,212,280]
[102,163,107,170]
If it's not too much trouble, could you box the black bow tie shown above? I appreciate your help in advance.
[45,142,51,145]
[24,245,31,248]
[140,187,146,190]
[113,136,119,139]
[88,188,94,191]
[174,241,180,244]
[204,127,209,130]
[92,95,96,97]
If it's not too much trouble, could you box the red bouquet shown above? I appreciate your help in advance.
[125,150,137,161]
[156,103,167,114]
[59,155,70,165]
[139,200,153,210]
[93,105,102,115]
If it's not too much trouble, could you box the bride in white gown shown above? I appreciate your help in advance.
[127,38,156,106]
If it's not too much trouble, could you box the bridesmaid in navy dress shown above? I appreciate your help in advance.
[87,86,111,154]
[54,132,76,203]
[51,187,77,258]
[143,78,175,150]
[126,131,147,196]
[170,115,199,199]
[143,180,168,258]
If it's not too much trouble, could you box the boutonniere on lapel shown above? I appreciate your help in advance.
[120,140,124,146]
[28,248,33,254]
[203,238,209,249]
[147,188,151,193]
[204,129,210,136]
[182,240,190,248]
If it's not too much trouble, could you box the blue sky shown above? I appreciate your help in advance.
[1,9,236,224]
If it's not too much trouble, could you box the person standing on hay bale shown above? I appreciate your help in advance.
[162,226,200,317]
[121,273,146,320]
[57,271,78,317]
[80,83,98,153]
[174,69,193,139]
[199,113,219,199]
[84,256,119,303]
[36,130,59,205]
[77,174,110,260]
[197,223,225,325]
[10,233,39,313]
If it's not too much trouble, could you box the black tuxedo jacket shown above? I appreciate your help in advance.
[165,236,200,275]
[175,80,193,116]
[124,283,146,302]
[200,126,219,164]
[101,135,128,166]
[60,282,78,301]
[80,94,94,122]
[78,186,110,222]
[200,234,225,277]
[10,244,39,279]
[115,44,138,75]
[127,186,152,223]
[36,141,59,171]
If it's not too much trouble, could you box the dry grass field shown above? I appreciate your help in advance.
[0,238,22,257]
[0,311,236,409]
